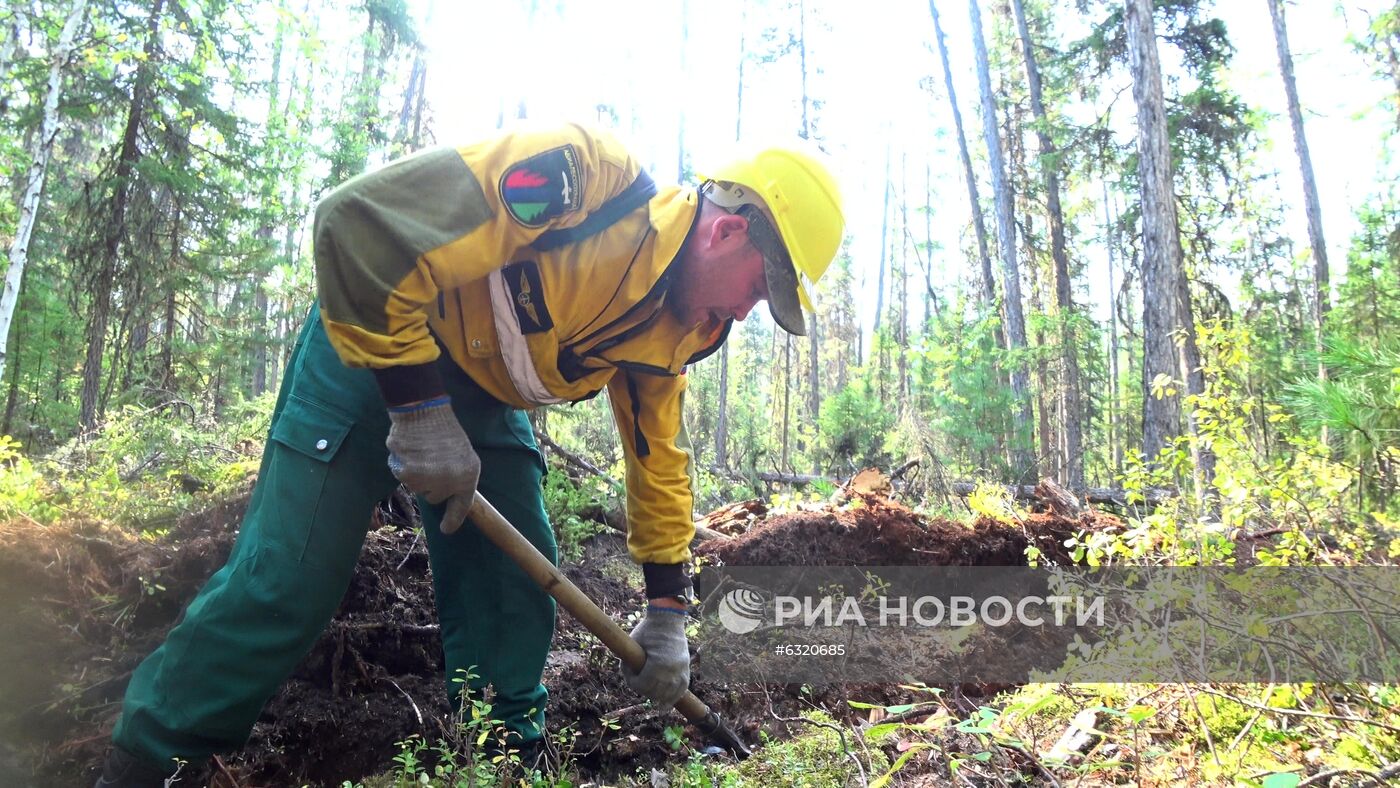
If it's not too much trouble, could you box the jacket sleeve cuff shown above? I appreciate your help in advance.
[372,362,447,407]
[642,562,691,600]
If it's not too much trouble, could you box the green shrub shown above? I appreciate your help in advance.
[542,469,608,563]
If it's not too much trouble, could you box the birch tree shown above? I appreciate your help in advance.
[0,0,88,386]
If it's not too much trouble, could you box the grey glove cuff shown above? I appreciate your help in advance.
[386,394,454,420]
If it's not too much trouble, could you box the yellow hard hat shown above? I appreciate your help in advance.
[699,144,845,335]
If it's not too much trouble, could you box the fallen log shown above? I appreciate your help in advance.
[577,502,730,543]
[705,465,832,486]
[946,481,1175,507]
[702,463,1173,506]
[1034,478,1084,517]
[535,430,621,490]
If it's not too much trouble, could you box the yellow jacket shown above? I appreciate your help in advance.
[312,124,725,574]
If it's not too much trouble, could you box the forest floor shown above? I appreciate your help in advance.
[0,478,1122,787]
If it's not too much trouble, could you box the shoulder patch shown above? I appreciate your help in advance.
[502,261,554,334]
[499,145,584,227]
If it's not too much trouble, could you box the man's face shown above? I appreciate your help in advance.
[669,210,772,330]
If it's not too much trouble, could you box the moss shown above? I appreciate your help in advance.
[669,712,888,788]
[1188,694,1255,745]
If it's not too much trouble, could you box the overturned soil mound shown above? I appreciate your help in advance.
[697,491,1116,567]
[1,483,1115,786]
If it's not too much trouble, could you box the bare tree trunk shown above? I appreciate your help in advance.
[0,0,89,385]
[716,0,748,468]
[1175,238,1213,498]
[798,0,809,138]
[677,0,689,180]
[781,337,791,470]
[1125,0,1189,465]
[251,3,287,399]
[715,343,729,467]
[796,0,821,441]
[81,0,162,432]
[392,0,431,153]
[873,141,891,339]
[3,319,20,435]
[898,154,910,399]
[1011,110,1054,479]
[252,290,268,396]
[1011,0,1083,489]
[0,16,21,94]
[1103,179,1122,479]
[924,163,937,325]
[1267,0,1330,422]
[928,0,996,309]
[160,289,177,389]
[734,0,747,132]
[102,295,135,415]
[969,0,1033,478]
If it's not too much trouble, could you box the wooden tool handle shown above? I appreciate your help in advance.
[466,493,711,720]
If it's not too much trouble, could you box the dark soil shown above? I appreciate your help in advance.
[0,484,1117,787]
[695,490,1116,567]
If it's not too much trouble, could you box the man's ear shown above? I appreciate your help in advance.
[708,212,749,250]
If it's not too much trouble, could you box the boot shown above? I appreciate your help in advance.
[93,746,176,788]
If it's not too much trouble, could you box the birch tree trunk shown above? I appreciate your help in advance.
[1011,0,1083,488]
[969,0,1034,478]
[0,0,90,386]
[1267,0,1330,403]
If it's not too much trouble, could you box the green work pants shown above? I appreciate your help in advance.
[113,305,557,768]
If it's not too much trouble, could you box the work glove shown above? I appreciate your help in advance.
[622,605,691,710]
[385,396,480,535]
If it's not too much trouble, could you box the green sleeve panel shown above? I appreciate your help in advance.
[313,147,491,336]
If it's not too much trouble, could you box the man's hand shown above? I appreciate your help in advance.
[622,604,690,710]
[385,397,480,534]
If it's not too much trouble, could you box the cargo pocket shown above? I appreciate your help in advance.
[262,394,361,567]
[270,394,353,461]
